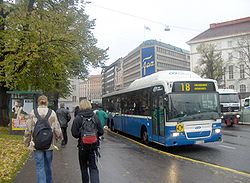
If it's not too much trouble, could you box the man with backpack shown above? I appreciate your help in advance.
[24,95,62,183]
[56,103,71,147]
[71,99,104,183]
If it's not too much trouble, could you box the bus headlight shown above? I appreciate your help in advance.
[236,114,240,118]
[172,132,180,137]
[215,129,221,134]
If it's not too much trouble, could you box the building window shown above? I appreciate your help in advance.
[229,85,234,89]
[228,41,232,48]
[228,52,233,61]
[240,84,246,92]
[72,96,77,102]
[239,51,244,60]
[228,65,234,79]
[240,64,245,79]
[216,42,221,49]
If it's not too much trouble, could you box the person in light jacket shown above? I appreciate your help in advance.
[24,95,62,183]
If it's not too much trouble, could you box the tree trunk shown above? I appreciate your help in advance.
[0,0,10,126]
[0,88,9,126]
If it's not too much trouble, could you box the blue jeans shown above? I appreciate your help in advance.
[34,150,53,183]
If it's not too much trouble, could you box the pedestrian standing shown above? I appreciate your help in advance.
[24,95,62,183]
[71,99,104,183]
[96,106,108,128]
[56,103,71,147]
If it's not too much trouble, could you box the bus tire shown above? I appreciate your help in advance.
[141,126,149,144]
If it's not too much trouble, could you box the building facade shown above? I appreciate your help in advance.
[102,58,123,94]
[123,40,190,88]
[59,75,102,111]
[58,78,80,111]
[187,17,250,98]
[102,40,190,94]
[79,75,102,101]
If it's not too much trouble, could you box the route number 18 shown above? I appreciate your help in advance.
[181,83,191,92]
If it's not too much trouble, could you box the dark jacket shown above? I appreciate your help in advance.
[71,109,104,147]
[74,106,80,118]
[56,107,71,128]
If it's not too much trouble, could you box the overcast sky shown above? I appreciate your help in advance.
[84,0,250,74]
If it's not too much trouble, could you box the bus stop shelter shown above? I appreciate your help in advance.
[7,91,41,135]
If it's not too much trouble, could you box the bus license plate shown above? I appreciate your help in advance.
[195,140,204,144]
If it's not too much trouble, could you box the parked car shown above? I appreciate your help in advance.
[240,106,250,124]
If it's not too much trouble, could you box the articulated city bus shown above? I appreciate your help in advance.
[103,70,222,146]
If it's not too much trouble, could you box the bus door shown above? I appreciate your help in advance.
[152,95,165,144]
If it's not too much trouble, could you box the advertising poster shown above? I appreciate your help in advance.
[141,46,155,77]
[11,99,33,131]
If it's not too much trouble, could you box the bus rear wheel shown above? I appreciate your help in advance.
[141,128,149,144]
[111,121,115,132]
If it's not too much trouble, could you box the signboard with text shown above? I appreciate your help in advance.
[172,82,216,93]
[141,47,155,77]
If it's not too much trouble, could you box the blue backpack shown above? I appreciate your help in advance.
[32,109,53,150]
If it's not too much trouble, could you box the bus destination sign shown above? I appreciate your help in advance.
[172,82,215,92]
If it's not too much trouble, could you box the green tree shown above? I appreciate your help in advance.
[0,0,107,125]
[234,35,250,77]
[1,0,107,96]
[0,0,13,126]
[194,43,224,84]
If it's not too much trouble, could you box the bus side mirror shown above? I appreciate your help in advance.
[220,104,223,111]
[244,100,249,107]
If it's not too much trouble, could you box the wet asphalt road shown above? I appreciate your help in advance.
[166,124,250,174]
[14,123,250,183]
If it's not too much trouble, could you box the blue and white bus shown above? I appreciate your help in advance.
[103,70,222,146]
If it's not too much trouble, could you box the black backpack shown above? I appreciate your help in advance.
[32,109,53,150]
[80,116,98,145]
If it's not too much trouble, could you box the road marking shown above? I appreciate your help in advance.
[219,144,236,150]
[107,130,250,178]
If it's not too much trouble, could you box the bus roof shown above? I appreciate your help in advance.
[217,89,238,94]
[103,70,217,98]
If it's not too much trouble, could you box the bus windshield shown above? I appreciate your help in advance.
[219,94,239,103]
[168,93,219,122]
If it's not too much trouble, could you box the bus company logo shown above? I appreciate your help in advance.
[153,86,163,92]
[169,71,188,75]
[169,71,178,75]
[195,126,202,130]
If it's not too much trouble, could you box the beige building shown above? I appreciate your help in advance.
[187,17,250,97]
[59,75,102,111]
[79,75,102,101]
[58,78,81,111]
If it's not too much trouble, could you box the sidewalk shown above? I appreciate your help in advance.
[14,126,82,183]
[13,128,134,183]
